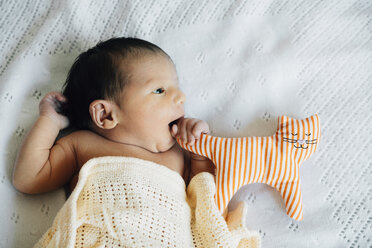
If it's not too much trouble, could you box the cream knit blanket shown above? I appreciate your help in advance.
[33,156,260,247]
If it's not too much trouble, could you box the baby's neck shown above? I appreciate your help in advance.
[92,126,175,153]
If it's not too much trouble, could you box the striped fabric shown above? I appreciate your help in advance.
[178,114,320,221]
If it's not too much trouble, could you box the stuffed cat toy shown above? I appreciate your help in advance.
[177,114,320,221]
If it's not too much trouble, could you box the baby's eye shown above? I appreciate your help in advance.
[152,88,165,94]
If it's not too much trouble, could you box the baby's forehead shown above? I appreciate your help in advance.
[120,54,177,84]
[126,52,173,69]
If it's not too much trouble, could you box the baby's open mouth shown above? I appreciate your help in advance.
[168,116,184,131]
[168,119,178,128]
[168,117,181,128]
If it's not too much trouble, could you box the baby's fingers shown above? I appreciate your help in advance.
[186,119,200,145]
[176,118,210,146]
[191,120,210,139]
[174,117,187,143]
[53,92,67,102]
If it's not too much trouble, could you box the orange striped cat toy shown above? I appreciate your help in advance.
[177,114,320,221]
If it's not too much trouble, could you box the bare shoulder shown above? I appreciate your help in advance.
[59,129,102,149]
[56,129,90,143]
[61,130,106,165]
[55,130,94,155]
[65,129,97,141]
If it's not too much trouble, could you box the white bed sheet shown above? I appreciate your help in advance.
[0,0,371,247]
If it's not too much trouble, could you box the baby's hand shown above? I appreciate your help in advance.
[171,117,210,146]
[39,91,69,130]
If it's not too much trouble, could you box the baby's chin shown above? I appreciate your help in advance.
[164,133,178,150]
[153,131,177,153]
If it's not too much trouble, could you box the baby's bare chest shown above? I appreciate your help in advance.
[75,136,186,178]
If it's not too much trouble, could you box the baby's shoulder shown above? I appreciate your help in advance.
[69,129,96,137]
[56,129,103,154]
[59,129,112,168]
[61,129,100,142]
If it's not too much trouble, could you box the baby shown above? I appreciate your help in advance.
[12,37,262,247]
[12,37,215,195]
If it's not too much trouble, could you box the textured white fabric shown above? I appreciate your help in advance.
[0,0,371,247]
[33,156,260,248]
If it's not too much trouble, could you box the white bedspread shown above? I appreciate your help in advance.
[0,0,371,247]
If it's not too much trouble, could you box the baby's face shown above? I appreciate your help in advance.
[115,54,185,152]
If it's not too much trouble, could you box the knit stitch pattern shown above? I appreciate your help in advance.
[33,156,260,248]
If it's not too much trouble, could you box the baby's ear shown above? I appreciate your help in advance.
[89,100,118,129]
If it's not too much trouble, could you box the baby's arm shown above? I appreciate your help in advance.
[12,92,77,194]
[171,118,215,182]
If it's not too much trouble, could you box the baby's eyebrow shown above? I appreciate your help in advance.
[144,78,155,85]
[144,78,179,86]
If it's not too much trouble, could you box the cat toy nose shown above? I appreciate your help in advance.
[297,139,305,145]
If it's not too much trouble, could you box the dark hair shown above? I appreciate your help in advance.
[62,37,170,130]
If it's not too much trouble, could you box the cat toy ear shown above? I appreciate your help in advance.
[277,114,321,138]
[306,114,321,141]
[277,115,294,131]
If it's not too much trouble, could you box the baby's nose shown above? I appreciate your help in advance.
[175,90,186,104]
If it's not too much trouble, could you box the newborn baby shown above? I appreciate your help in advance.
[12,37,215,194]
[12,37,262,247]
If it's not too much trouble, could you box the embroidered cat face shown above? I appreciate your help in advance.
[278,115,320,158]
[283,132,317,149]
